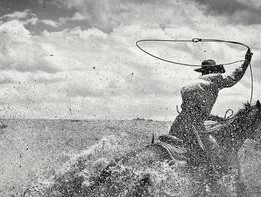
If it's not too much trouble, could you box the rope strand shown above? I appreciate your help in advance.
[249,63,254,104]
[136,38,249,67]
[136,37,254,105]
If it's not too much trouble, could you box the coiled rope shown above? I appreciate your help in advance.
[136,38,254,104]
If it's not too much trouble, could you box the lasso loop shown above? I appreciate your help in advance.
[136,38,254,104]
[136,38,250,67]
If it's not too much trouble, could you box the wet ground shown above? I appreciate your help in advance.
[0,119,260,196]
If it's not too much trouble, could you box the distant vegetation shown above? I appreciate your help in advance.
[132,117,153,121]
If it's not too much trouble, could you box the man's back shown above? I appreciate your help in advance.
[181,74,222,118]
[170,50,252,141]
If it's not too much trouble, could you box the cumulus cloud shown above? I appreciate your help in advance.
[0,9,39,25]
[195,0,261,25]
[0,20,61,73]
[55,12,86,26]
[48,0,202,32]
[70,12,85,21]
[41,19,60,27]
[0,0,260,119]
[237,0,261,8]
[1,10,30,20]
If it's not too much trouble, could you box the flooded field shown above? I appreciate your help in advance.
[0,119,260,196]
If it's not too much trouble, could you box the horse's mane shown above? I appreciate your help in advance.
[233,102,252,119]
[206,101,261,149]
[219,102,252,122]
[205,102,254,135]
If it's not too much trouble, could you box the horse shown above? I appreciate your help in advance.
[201,100,261,196]
[83,100,261,197]
[50,100,261,197]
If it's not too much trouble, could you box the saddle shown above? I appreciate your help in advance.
[152,134,188,161]
[154,134,227,176]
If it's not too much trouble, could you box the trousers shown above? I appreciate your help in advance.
[169,110,208,166]
[169,109,221,189]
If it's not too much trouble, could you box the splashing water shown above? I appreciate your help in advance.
[25,134,202,197]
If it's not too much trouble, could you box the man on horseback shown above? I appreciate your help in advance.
[168,49,253,190]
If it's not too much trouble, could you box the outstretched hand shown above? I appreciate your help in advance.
[245,49,253,61]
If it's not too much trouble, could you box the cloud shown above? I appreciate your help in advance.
[237,0,261,8]
[55,12,86,26]
[69,27,108,39]
[49,0,203,32]
[0,20,61,73]
[0,19,186,119]
[0,0,260,120]
[0,9,31,20]
[70,12,85,21]
[41,19,60,27]
[39,26,183,99]
[195,0,261,25]
[0,9,39,25]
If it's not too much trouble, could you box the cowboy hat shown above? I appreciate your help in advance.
[194,59,225,73]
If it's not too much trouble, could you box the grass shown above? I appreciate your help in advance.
[0,119,260,196]
[0,119,170,196]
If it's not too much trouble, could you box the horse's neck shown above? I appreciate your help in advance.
[215,127,246,153]
[209,114,251,147]
[226,137,245,153]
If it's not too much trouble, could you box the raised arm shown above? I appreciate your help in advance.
[220,49,253,88]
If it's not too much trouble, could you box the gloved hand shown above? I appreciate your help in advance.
[245,49,253,62]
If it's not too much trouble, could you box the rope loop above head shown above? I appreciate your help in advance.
[136,37,250,67]
[136,37,254,104]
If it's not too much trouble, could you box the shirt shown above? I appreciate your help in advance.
[169,60,250,140]
[180,60,250,119]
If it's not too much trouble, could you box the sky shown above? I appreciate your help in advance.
[0,0,260,120]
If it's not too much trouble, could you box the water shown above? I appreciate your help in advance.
[1,119,260,196]
[27,135,197,197]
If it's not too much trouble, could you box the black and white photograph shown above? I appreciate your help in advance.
[0,0,261,196]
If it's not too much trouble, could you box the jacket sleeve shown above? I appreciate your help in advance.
[219,60,250,89]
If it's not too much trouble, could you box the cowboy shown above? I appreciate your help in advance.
[168,49,253,190]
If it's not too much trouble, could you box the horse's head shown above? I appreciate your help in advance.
[239,100,261,140]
